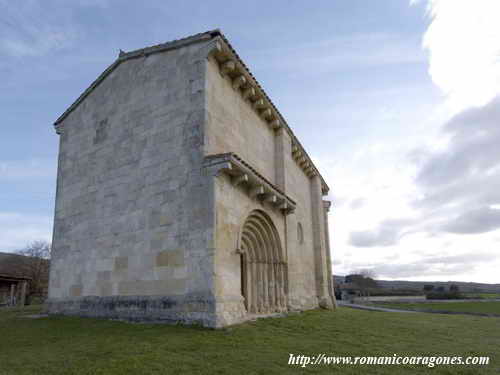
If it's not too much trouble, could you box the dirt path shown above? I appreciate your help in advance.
[338,301,500,317]
[337,301,417,313]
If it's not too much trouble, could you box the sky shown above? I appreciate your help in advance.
[1,0,499,283]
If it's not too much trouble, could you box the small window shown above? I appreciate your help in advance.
[297,222,304,244]
[93,118,109,145]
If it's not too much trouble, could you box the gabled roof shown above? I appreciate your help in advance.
[53,29,330,193]
[0,252,33,279]
[53,29,218,128]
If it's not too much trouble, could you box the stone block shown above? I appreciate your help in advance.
[114,256,128,271]
[97,271,111,281]
[98,281,113,296]
[159,215,172,226]
[156,249,184,267]
[69,285,83,297]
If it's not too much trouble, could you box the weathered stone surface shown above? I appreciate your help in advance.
[48,30,336,328]
[47,294,218,327]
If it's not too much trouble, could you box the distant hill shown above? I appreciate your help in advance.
[333,275,500,293]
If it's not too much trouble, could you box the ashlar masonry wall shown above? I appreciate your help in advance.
[48,41,220,326]
[205,51,332,319]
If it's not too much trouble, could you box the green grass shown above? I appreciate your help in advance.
[464,293,500,299]
[373,301,500,315]
[0,305,498,375]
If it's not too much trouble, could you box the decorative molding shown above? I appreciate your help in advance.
[204,152,296,215]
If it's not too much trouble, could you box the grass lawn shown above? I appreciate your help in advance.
[0,305,498,375]
[373,301,500,315]
[464,293,500,299]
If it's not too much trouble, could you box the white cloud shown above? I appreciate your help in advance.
[0,212,52,251]
[327,1,500,283]
[423,0,500,113]
[0,1,80,57]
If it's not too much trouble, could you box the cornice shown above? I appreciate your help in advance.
[204,152,296,214]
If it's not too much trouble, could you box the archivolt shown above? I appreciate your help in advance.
[239,210,287,314]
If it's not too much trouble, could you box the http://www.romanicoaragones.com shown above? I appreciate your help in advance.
[288,353,490,368]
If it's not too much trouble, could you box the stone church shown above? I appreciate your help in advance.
[48,30,336,327]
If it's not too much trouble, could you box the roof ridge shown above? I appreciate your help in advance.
[118,29,221,59]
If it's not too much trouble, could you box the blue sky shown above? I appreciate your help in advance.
[2,0,500,283]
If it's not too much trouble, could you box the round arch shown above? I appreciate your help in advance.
[238,210,287,314]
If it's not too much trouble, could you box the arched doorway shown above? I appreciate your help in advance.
[239,210,287,314]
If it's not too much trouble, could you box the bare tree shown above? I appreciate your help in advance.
[346,269,378,298]
[17,240,51,259]
[15,240,51,301]
[423,284,435,293]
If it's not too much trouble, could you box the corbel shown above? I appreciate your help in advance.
[260,108,272,120]
[220,60,236,75]
[252,99,266,110]
[232,75,246,90]
[269,119,281,129]
[249,185,265,199]
[279,201,294,216]
[292,148,302,159]
[263,193,277,204]
[242,87,256,101]
[232,173,249,187]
